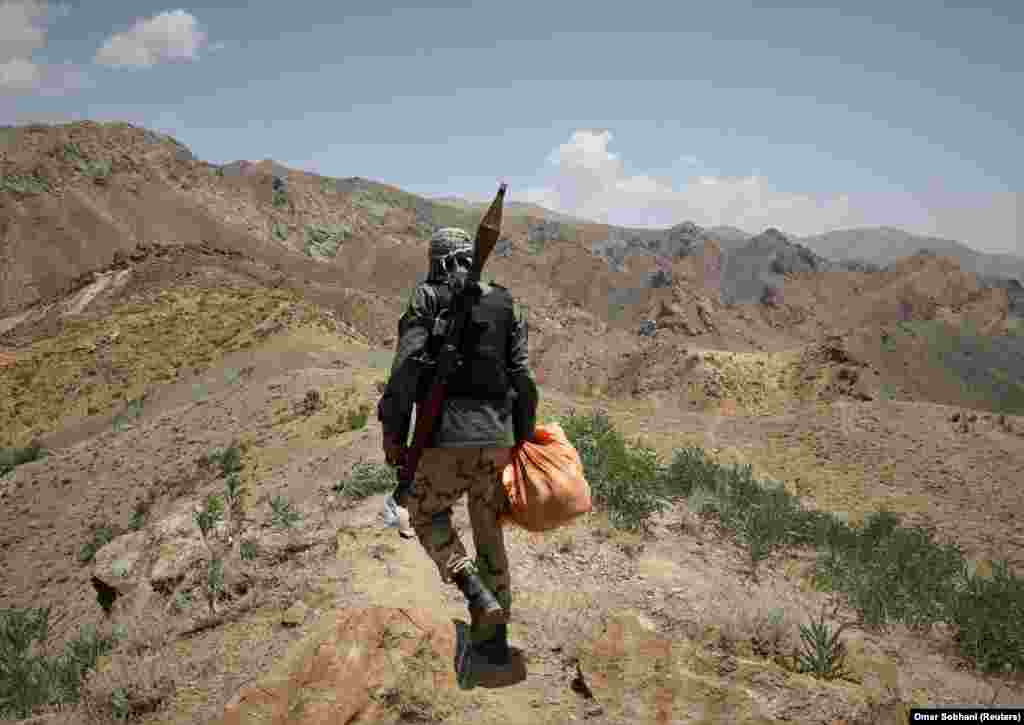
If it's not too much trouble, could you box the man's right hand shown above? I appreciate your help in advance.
[392,479,415,509]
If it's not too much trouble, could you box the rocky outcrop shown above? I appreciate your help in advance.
[574,610,901,724]
[220,608,461,725]
[149,500,225,590]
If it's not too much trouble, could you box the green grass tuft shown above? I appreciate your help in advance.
[557,408,669,532]
[332,461,397,500]
[269,495,302,529]
[0,442,47,477]
[947,559,1024,673]
[200,444,243,477]
[303,224,350,259]
[240,539,259,561]
[205,557,226,603]
[194,494,225,539]
[793,607,850,680]
[0,174,50,195]
[272,222,290,241]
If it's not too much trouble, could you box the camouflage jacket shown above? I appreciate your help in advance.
[377,281,538,448]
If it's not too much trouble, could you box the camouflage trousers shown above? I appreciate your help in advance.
[406,446,513,637]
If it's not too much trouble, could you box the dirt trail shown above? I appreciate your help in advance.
[328,521,583,725]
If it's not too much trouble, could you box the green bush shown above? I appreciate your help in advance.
[79,157,112,181]
[353,196,392,222]
[205,558,225,602]
[813,510,964,630]
[554,408,1024,673]
[272,222,290,241]
[0,442,47,477]
[110,686,131,720]
[62,143,112,181]
[224,472,244,511]
[240,539,259,561]
[194,494,225,539]
[201,444,242,477]
[947,559,1024,673]
[0,607,118,718]
[172,590,193,613]
[0,174,49,195]
[557,409,669,532]
[303,224,350,259]
[269,495,301,529]
[219,445,242,476]
[332,461,397,500]
[61,142,84,161]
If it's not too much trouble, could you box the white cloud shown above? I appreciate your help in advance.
[0,0,49,61]
[0,1,70,93]
[0,58,41,90]
[95,10,208,68]
[526,129,864,232]
[520,129,1020,253]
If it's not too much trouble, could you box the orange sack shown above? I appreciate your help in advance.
[499,422,593,532]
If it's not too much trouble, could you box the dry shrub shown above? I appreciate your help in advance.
[110,616,174,660]
[699,583,814,661]
[67,651,178,724]
[676,504,705,538]
[523,589,604,663]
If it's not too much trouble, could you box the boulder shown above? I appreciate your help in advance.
[220,608,460,725]
[150,502,220,589]
[93,530,148,595]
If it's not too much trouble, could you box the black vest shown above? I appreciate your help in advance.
[417,281,515,402]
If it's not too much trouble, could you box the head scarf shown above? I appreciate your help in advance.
[428,227,474,282]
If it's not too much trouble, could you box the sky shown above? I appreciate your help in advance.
[1,1,1021,254]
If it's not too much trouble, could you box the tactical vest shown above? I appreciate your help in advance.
[416,281,515,402]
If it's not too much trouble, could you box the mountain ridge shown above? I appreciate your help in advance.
[435,194,1022,281]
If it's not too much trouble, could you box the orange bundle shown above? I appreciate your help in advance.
[499,422,593,532]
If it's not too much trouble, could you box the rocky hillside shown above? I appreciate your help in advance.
[2,120,1024,724]
[4,122,1024,441]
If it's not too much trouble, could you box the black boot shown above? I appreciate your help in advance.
[473,622,510,666]
[453,570,504,625]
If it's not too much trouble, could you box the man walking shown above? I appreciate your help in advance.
[377,226,538,665]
